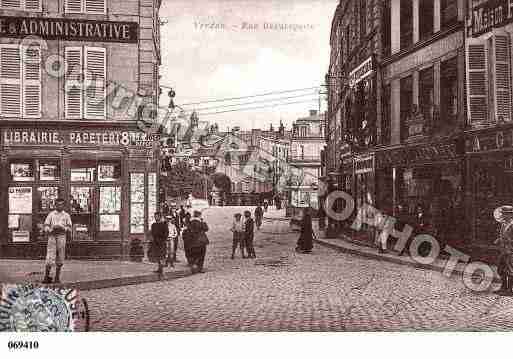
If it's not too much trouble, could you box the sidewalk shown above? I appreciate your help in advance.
[263,211,500,283]
[0,258,192,291]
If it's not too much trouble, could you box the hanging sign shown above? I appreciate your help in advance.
[349,56,374,88]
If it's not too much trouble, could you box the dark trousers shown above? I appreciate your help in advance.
[190,245,206,270]
[245,236,256,258]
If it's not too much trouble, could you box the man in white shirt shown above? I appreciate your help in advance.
[42,198,72,284]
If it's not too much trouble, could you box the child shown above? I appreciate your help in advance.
[230,213,246,259]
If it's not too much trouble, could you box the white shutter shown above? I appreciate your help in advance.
[22,45,41,118]
[24,0,41,11]
[85,47,106,119]
[1,0,21,9]
[489,31,512,123]
[65,0,83,13]
[85,0,105,14]
[466,38,488,125]
[0,45,22,117]
[65,47,83,119]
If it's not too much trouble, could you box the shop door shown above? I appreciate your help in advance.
[70,186,96,241]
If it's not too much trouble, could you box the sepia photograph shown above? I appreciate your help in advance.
[2,0,513,352]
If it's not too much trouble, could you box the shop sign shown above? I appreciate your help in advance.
[349,56,374,88]
[467,128,513,152]
[3,129,158,147]
[0,16,138,43]
[355,156,374,174]
[468,0,513,37]
[377,143,460,168]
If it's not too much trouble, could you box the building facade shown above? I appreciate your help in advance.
[0,0,162,259]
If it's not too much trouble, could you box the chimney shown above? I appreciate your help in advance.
[309,110,318,116]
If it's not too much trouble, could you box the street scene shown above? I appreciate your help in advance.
[3,0,513,338]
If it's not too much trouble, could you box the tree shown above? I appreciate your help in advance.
[210,172,232,194]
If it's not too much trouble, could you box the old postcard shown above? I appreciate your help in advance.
[1,0,513,350]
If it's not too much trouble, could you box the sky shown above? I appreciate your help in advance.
[159,0,338,131]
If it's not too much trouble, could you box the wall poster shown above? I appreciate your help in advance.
[9,187,33,214]
[130,173,145,234]
[148,173,157,225]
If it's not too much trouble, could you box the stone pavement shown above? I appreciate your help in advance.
[0,258,192,291]
[79,207,513,331]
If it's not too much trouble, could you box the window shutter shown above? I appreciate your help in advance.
[65,47,83,119]
[24,0,41,11]
[1,0,21,9]
[0,45,22,117]
[65,0,82,13]
[489,31,512,123]
[466,38,488,125]
[85,47,106,119]
[85,0,105,14]
[22,45,41,118]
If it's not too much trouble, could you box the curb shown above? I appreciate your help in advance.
[36,268,193,292]
[314,235,501,285]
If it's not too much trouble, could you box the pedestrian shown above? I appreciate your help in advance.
[494,206,513,294]
[182,220,194,267]
[230,213,246,259]
[254,205,263,230]
[244,210,256,258]
[161,201,170,217]
[296,209,314,253]
[151,212,169,275]
[42,198,72,284]
[263,199,269,212]
[179,205,187,226]
[188,210,210,273]
[166,216,179,266]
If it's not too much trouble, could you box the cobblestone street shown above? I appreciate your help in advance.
[82,207,513,331]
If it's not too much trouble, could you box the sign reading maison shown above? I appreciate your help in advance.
[470,0,513,37]
[0,16,138,43]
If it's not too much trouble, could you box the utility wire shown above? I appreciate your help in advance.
[196,98,320,116]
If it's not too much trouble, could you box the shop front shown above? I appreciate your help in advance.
[466,124,513,247]
[375,138,464,247]
[0,126,159,259]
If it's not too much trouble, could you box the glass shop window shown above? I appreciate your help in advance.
[71,160,96,182]
[70,186,93,241]
[400,75,413,141]
[419,67,434,124]
[400,0,413,49]
[441,0,458,29]
[38,160,61,181]
[99,186,121,232]
[35,187,60,241]
[98,161,121,182]
[10,160,35,182]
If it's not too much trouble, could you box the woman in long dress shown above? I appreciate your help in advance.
[494,206,513,294]
[296,210,314,253]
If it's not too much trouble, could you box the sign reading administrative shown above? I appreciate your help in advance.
[0,16,138,43]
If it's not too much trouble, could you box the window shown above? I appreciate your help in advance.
[345,26,350,59]
[400,0,413,49]
[99,186,121,231]
[0,0,41,11]
[10,160,34,181]
[35,187,59,241]
[98,161,121,182]
[8,187,32,242]
[419,67,434,125]
[71,160,96,182]
[441,0,458,29]
[419,0,434,40]
[360,0,367,39]
[440,57,458,125]
[382,0,391,57]
[130,173,145,234]
[400,75,413,141]
[65,46,106,119]
[0,44,41,118]
[65,0,106,14]
[70,186,93,240]
[39,160,60,181]
[381,84,391,145]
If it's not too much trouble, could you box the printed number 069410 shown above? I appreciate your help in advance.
[7,341,39,350]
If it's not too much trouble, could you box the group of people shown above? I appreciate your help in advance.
[230,210,258,259]
[151,206,210,275]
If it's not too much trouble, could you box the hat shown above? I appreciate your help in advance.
[494,205,513,223]
[193,210,202,217]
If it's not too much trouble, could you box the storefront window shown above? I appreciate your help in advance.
[71,160,95,182]
[441,0,458,29]
[441,57,458,126]
[130,173,145,234]
[381,84,391,145]
[35,187,59,241]
[400,75,413,142]
[8,187,33,243]
[38,160,61,181]
[99,186,121,231]
[71,186,93,241]
[10,160,34,182]
[98,162,121,182]
[419,66,434,126]
[419,0,434,40]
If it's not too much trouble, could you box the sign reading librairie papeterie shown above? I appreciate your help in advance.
[0,16,138,43]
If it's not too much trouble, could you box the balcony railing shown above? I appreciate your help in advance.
[289,155,321,163]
